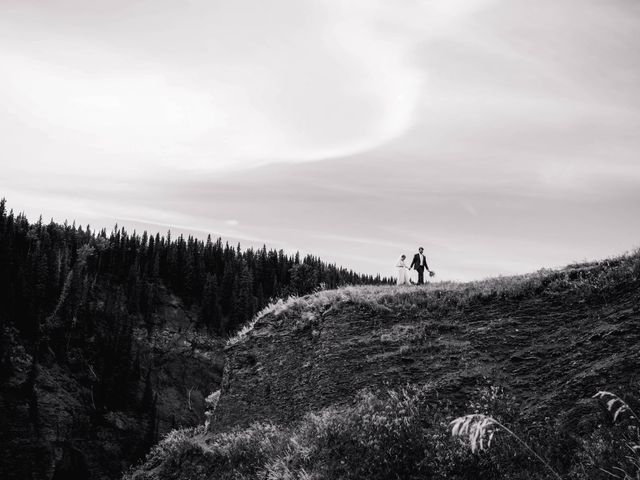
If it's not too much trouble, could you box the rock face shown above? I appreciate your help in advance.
[141,294,225,436]
[0,290,224,480]
[213,260,640,432]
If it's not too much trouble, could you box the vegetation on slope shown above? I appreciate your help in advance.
[128,250,640,479]
[128,382,640,480]
[237,250,640,342]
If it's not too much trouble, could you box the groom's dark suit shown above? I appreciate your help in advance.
[410,253,430,285]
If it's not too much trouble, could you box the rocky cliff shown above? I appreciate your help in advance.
[0,288,224,480]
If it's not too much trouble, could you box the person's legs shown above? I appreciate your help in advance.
[417,267,424,285]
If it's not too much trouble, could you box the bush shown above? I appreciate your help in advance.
[130,384,565,479]
[129,383,640,479]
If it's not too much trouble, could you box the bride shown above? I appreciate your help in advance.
[396,254,411,285]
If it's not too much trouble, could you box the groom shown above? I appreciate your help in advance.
[410,247,431,285]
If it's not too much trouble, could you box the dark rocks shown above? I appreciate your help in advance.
[0,291,224,480]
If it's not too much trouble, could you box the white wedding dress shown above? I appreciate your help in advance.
[396,258,410,285]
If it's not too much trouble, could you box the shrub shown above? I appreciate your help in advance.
[129,384,640,479]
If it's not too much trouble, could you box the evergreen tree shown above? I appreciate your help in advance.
[0,197,392,360]
[199,274,222,333]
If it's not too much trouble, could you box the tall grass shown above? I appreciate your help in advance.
[127,382,640,480]
[127,385,476,480]
[132,384,632,480]
[585,391,640,479]
[450,389,640,480]
[450,414,562,479]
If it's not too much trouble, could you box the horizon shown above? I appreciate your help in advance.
[2,0,639,281]
[5,198,638,282]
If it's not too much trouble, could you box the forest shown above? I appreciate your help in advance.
[0,197,390,424]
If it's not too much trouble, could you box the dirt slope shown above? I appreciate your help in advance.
[213,256,640,432]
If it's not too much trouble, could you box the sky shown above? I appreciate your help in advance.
[1,0,639,281]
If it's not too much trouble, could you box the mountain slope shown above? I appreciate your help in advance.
[129,251,640,479]
[215,256,640,430]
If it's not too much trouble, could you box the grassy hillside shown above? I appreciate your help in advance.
[127,251,640,480]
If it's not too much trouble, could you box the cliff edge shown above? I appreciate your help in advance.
[129,252,640,480]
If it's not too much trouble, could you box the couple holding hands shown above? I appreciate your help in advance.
[396,247,435,286]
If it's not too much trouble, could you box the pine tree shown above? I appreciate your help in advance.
[232,264,255,330]
[199,273,222,333]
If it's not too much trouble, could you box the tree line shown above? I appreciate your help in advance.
[0,198,391,405]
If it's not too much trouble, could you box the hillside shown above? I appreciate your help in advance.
[0,199,390,480]
[128,251,640,480]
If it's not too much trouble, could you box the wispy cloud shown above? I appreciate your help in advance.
[1,0,639,279]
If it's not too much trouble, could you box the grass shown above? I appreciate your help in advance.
[127,385,477,480]
[450,389,640,480]
[227,249,640,347]
[450,414,562,479]
[128,383,640,480]
[593,391,640,424]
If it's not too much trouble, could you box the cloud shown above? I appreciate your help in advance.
[0,0,511,177]
[1,0,639,280]
[2,0,481,174]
